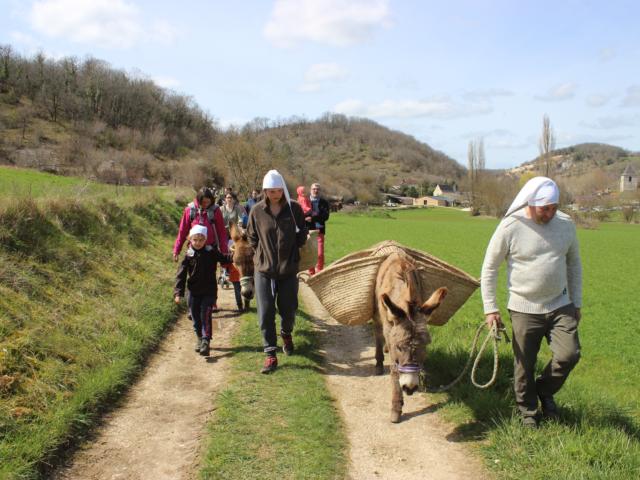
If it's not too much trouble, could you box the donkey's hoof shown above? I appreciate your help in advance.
[375,364,384,375]
[390,410,402,423]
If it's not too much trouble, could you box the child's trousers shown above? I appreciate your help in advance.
[188,294,216,339]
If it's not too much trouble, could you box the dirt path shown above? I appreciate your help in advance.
[53,288,241,480]
[300,284,490,480]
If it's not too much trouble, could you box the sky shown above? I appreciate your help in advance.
[2,0,640,169]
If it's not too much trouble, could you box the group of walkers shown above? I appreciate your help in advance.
[172,170,582,428]
[172,172,329,373]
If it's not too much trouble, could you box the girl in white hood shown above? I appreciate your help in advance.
[246,170,308,374]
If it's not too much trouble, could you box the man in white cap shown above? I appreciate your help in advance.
[481,176,582,428]
[246,170,308,373]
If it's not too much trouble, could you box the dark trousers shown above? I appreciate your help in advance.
[232,281,243,309]
[510,303,581,418]
[188,294,216,340]
[255,272,298,354]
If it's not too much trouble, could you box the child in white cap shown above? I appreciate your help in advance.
[246,170,308,373]
[174,224,233,356]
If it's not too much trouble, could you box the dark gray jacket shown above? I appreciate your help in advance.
[247,199,308,279]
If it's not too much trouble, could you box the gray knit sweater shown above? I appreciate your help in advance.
[481,210,582,314]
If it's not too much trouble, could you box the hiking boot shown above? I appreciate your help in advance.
[199,338,210,357]
[281,333,294,356]
[539,394,559,419]
[261,355,278,374]
[521,415,539,429]
[195,335,203,352]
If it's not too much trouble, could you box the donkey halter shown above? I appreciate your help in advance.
[395,308,422,374]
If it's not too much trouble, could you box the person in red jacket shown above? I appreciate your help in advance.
[173,187,229,311]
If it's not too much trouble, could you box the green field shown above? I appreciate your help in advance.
[0,165,190,204]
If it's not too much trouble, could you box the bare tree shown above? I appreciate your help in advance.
[467,138,485,215]
[538,114,555,176]
[218,130,267,197]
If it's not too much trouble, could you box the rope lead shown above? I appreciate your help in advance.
[421,321,509,393]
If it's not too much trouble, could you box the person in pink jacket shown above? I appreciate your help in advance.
[174,187,229,311]
[174,187,229,261]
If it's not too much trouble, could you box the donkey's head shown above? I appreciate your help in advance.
[229,223,255,301]
[381,267,448,396]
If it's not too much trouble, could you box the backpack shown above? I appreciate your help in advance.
[188,202,221,247]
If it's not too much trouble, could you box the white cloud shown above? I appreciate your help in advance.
[460,128,513,140]
[9,31,39,50]
[621,85,640,107]
[534,82,577,102]
[556,131,633,145]
[264,0,391,47]
[462,88,513,102]
[586,93,613,107]
[299,63,348,92]
[28,0,176,49]
[333,97,492,119]
[461,129,528,150]
[152,75,181,89]
[580,115,640,129]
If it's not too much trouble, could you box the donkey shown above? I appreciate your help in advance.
[373,252,448,423]
[229,223,255,310]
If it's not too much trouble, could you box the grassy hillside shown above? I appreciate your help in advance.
[0,167,187,478]
[244,114,465,200]
[511,143,640,195]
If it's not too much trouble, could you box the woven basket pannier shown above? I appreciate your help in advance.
[414,261,479,326]
[308,240,479,327]
[298,230,318,272]
[369,241,479,326]
[305,255,384,325]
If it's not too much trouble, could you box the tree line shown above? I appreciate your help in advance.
[0,45,216,156]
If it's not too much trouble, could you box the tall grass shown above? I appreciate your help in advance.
[330,207,640,479]
[0,188,183,479]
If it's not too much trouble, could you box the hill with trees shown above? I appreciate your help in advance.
[0,46,464,202]
[509,143,640,196]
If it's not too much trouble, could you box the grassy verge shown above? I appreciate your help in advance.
[199,306,348,480]
[0,187,182,479]
[325,207,640,479]
[0,165,192,204]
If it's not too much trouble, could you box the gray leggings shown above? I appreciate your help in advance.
[255,272,299,354]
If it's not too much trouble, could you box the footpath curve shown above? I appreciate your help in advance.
[53,289,240,480]
[300,283,490,480]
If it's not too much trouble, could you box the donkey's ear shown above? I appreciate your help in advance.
[419,287,448,315]
[381,293,405,323]
[229,222,241,242]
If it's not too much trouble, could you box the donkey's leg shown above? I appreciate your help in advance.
[373,318,385,375]
[390,368,404,423]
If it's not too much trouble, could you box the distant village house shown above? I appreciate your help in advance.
[620,164,638,192]
[414,196,450,207]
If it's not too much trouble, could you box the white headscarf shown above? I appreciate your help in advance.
[189,224,208,239]
[262,169,299,232]
[505,176,559,217]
